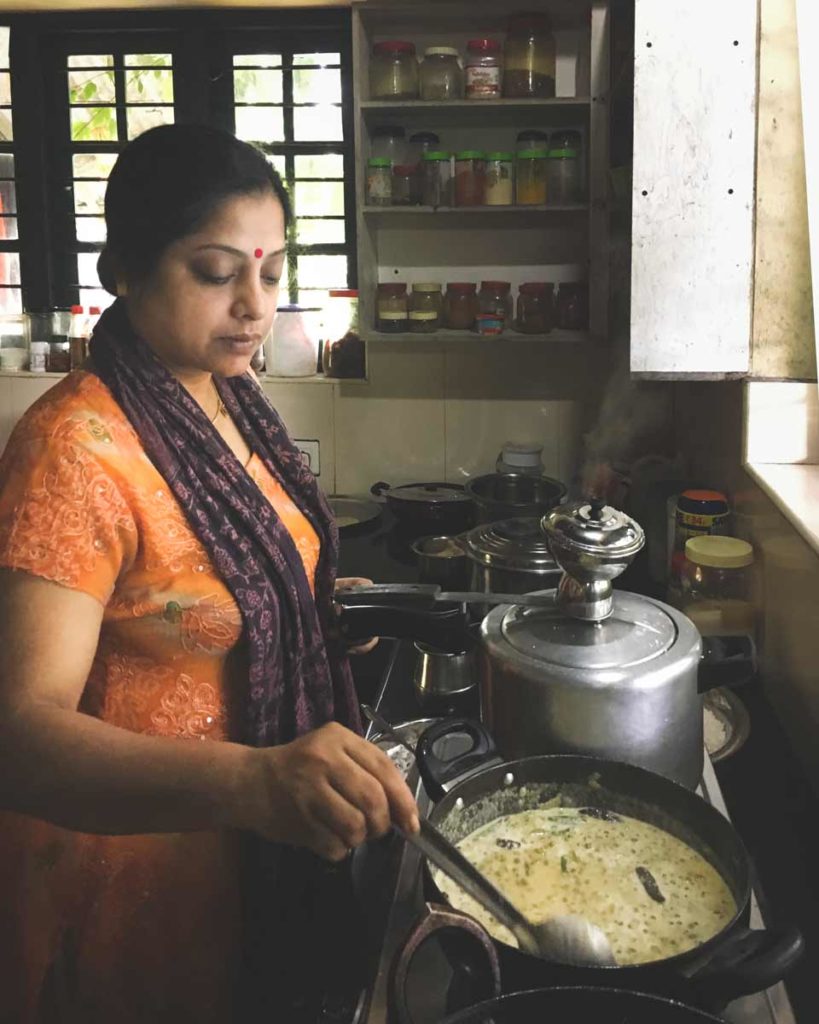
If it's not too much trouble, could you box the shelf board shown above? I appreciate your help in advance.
[363,328,593,343]
[359,97,590,128]
[362,203,588,215]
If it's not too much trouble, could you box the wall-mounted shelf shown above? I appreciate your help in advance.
[362,204,589,215]
[360,98,591,129]
[364,329,594,344]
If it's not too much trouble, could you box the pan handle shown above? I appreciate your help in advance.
[335,593,471,652]
[698,634,757,694]
[416,718,501,802]
[687,923,804,1008]
[391,901,501,1024]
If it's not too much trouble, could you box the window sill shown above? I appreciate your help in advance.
[745,462,819,555]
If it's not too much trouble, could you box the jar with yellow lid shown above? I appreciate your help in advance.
[681,535,756,636]
[408,283,442,333]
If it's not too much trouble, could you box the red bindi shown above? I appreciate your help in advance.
[254,248,263,259]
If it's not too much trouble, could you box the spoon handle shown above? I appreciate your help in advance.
[404,818,541,957]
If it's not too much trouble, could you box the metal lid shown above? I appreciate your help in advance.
[463,516,559,572]
[543,499,644,561]
[387,483,472,504]
[498,591,677,669]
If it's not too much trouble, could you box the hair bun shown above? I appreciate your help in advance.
[96,249,118,297]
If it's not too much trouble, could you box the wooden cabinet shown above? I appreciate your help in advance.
[351,0,611,346]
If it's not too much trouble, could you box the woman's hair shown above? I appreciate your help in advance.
[97,123,292,296]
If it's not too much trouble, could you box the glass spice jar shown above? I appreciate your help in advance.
[681,536,756,637]
[407,131,441,171]
[370,125,406,167]
[547,131,582,204]
[369,41,419,100]
[484,152,515,206]
[322,290,365,379]
[516,148,548,204]
[555,281,588,330]
[376,283,408,333]
[503,12,555,98]
[477,280,512,335]
[366,157,392,206]
[465,38,502,100]
[419,47,463,100]
[421,151,453,207]
[408,283,443,333]
[454,151,486,206]
[443,282,478,330]
[516,282,555,333]
[392,164,420,205]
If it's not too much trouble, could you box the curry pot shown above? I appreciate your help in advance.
[397,726,803,1014]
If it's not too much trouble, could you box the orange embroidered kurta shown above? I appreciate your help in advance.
[0,371,320,1022]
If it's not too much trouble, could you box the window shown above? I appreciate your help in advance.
[0,26,20,314]
[232,50,348,307]
[8,11,354,313]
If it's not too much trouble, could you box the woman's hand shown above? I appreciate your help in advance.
[245,722,419,861]
[334,576,378,654]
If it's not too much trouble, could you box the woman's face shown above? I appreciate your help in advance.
[124,190,286,380]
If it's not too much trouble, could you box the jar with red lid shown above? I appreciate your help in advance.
[370,41,419,100]
[376,283,408,333]
[555,281,588,330]
[477,280,512,335]
[443,282,478,330]
[322,289,365,378]
[454,151,486,206]
[465,39,502,100]
[516,282,554,334]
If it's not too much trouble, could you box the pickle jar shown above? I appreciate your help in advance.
[419,47,463,100]
[503,12,555,98]
[408,283,443,333]
[477,280,512,335]
[376,283,408,333]
[516,282,555,334]
[443,282,478,330]
[370,41,419,100]
[516,149,548,204]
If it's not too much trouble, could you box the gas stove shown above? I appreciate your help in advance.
[351,640,799,1024]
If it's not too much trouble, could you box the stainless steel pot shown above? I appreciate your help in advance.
[461,517,562,611]
[465,473,566,524]
[411,534,470,589]
[412,641,476,710]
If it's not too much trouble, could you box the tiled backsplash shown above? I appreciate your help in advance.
[0,341,601,497]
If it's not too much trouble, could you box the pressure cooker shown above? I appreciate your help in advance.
[336,499,755,789]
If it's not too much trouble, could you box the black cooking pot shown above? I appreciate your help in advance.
[402,722,803,1014]
[372,481,476,539]
[440,986,726,1023]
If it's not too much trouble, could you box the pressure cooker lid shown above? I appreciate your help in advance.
[463,516,560,572]
[500,591,677,669]
[543,498,644,561]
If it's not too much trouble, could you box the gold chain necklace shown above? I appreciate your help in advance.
[209,381,227,423]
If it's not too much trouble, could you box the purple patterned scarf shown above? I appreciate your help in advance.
[89,298,361,747]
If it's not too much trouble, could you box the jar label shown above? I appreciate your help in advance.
[476,313,504,335]
[408,311,439,321]
[378,311,408,320]
[466,66,501,97]
[366,172,391,201]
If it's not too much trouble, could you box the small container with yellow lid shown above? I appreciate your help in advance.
[681,535,755,636]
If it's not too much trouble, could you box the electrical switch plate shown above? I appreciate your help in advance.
[294,439,320,476]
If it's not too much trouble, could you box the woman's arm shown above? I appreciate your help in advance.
[0,570,417,859]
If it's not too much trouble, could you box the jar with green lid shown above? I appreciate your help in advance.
[484,152,514,206]
[408,283,443,333]
[366,157,392,206]
[681,536,756,637]
[547,132,582,204]
[421,151,452,207]
[454,151,486,206]
[515,149,548,205]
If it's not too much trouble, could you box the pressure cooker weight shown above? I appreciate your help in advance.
[433,805,736,966]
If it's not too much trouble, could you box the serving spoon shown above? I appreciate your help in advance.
[362,705,616,967]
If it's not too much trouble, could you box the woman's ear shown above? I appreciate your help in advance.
[115,279,128,298]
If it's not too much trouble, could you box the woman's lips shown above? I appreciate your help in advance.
[219,334,260,352]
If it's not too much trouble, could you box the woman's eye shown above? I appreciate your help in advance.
[263,274,281,285]
[194,267,234,285]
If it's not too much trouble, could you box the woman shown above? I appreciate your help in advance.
[0,124,418,1023]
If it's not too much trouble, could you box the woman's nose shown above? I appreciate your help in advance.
[234,273,271,320]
